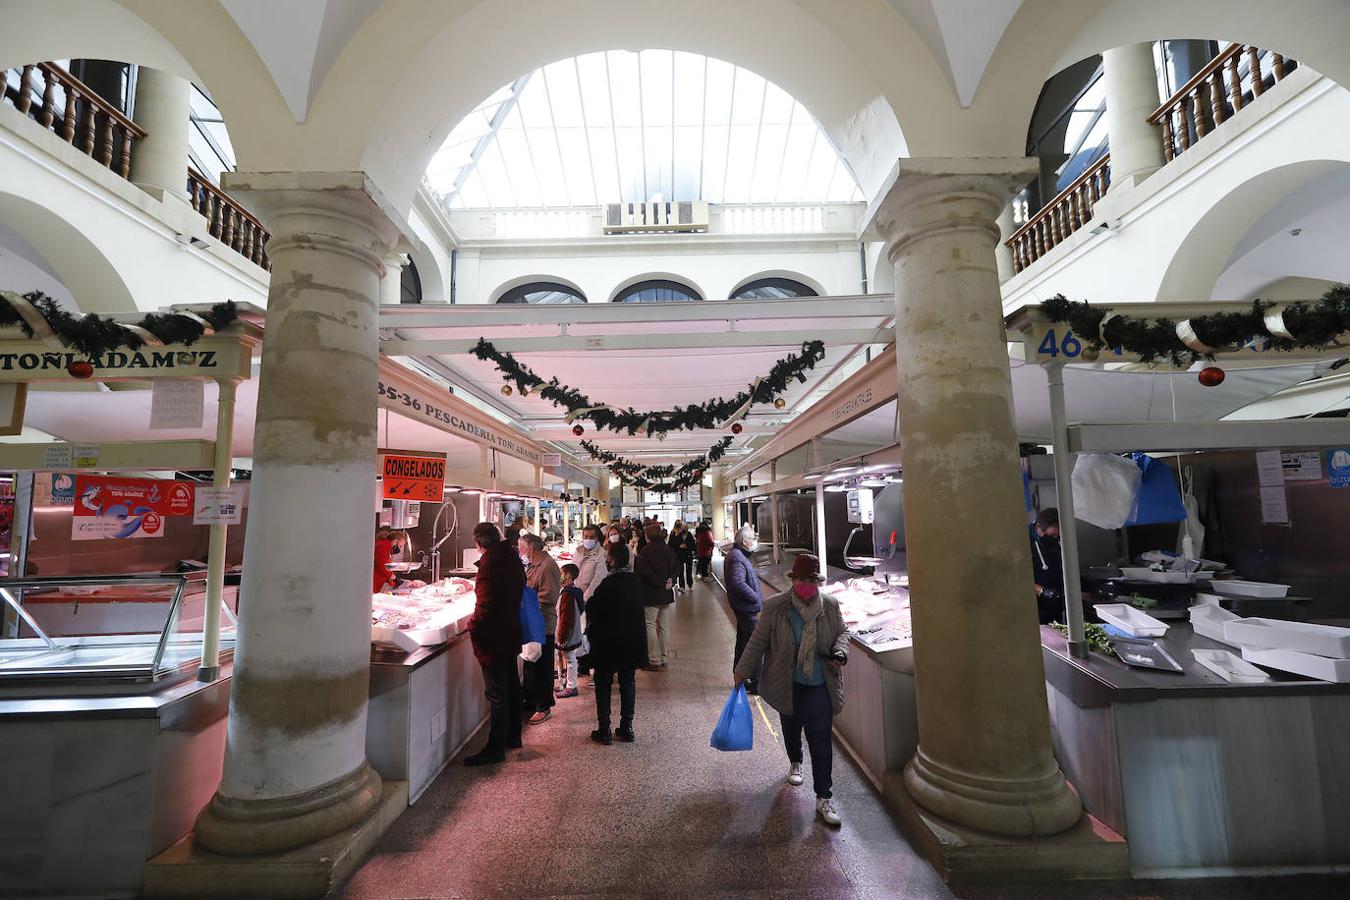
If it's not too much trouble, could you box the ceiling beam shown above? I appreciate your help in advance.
[381,327,893,356]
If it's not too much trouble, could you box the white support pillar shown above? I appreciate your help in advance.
[870,158,1081,839]
[709,470,726,540]
[1046,364,1088,659]
[193,172,402,856]
[379,253,405,305]
[814,482,827,562]
[197,377,238,682]
[996,203,1016,283]
[129,67,190,202]
[1102,43,1166,190]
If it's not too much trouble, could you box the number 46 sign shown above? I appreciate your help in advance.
[1032,327,1124,363]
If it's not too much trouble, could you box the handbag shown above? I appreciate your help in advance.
[519,585,545,645]
[710,684,754,751]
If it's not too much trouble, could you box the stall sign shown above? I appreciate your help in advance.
[51,473,75,504]
[149,379,205,429]
[1282,451,1322,482]
[380,454,446,502]
[72,475,195,540]
[193,485,247,525]
[1328,449,1350,489]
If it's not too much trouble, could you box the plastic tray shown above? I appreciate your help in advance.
[1242,647,1350,683]
[1192,648,1270,684]
[1094,603,1169,637]
[1222,618,1350,658]
[1189,604,1241,644]
[1119,567,1211,584]
[1210,580,1290,599]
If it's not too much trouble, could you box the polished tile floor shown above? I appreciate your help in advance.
[341,577,1350,900]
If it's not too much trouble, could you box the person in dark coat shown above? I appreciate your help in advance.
[635,522,677,670]
[465,522,524,766]
[723,524,765,694]
[669,520,696,592]
[1031,507,1065,625]
[585,541,648,744]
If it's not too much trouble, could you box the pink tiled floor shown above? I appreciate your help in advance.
[339,579,950,899]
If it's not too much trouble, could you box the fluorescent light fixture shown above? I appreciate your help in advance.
[444,487,461,494]
[461,489,483,495]
[824,484,851,493]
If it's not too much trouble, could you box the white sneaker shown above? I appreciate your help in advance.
[787,762,804,786]
[816,797,841,827]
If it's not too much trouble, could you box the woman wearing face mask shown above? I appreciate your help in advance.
[734,552,849,828]
[573,524,607,603]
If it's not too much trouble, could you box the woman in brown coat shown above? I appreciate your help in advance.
[733,552,849,827]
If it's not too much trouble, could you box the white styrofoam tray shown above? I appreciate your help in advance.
[1094,603,1169,637]
[1222,618,1350,658]
[1192,648,1271,684]
[1119,567,1211,584]
[1189,604,1242,644]
[1242,646,1350,683]
[1209,580,1290,598]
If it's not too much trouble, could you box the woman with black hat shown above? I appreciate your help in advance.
[733,552,850,827]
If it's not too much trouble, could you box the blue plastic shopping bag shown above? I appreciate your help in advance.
[1125,453,1187,526]
[519,586,546,645]
[710,684,754,751]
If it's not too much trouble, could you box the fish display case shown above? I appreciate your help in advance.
[0,572,235,685]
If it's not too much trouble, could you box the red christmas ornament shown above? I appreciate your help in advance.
[67,360,94,379]
[572,424,585,436]
[1198,366,1226,387]
[731,422,743,435]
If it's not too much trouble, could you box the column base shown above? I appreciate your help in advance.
[145,778,406,899]
[882,769,1129,884]
[194,761,383,856]
[904,747,1082,837]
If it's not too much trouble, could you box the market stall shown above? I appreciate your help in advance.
[1005,298,1350,874]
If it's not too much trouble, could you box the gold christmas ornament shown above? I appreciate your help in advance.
[773,397,786,409]
[1080,346,1100,362]
[501,384,513,396]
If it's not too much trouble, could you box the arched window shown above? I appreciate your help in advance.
[400,260,422,304]
[496,282,587,304]
[731,277,819,300]
[613,280,701,303]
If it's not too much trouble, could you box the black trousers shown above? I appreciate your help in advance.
[696,556,711,578]
[522,637,556,712]
[780,682,834,799]
[593,665,636,729]
[480,661,523,751]
[677,556,694,588]
[733,611,761,687]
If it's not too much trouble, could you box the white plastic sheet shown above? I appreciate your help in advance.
[1071,453,1141,529]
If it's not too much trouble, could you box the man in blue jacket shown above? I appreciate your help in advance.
[724,524,764,694]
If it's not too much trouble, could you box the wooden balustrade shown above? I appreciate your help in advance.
[188,168,271,270]
[2,62,145,178]
[1005,154,1111,274]
[1149,43,1297,162]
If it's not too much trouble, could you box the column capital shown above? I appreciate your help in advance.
[221,171,412,276]
[861,157,1037,259]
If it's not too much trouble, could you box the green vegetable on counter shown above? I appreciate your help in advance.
[1130,593,1159,610]
[1050,621,1115,655]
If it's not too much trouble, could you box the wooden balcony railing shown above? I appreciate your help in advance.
[1005,154,1111,274]
[1149,43,1297,162]
[188,168,270,270]
[1,62,145,178]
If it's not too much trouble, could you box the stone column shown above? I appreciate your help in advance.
[194,172,403,855]
[995,203,1016,283]
[379,253,405,305]
[129,67,190,202]
[869,159,1081,837]
[1102,43,1166,190]
[709,470,726,540]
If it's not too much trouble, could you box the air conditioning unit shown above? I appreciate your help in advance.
[603,201,709,234]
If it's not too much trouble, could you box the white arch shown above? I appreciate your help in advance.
[488,274,588,305]
[607,272,705,303]
[728,270,826,299]
[0,191,137,313]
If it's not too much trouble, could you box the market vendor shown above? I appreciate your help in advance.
[1030,507,1065,624]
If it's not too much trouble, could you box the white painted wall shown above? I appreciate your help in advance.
[0,102,268,314]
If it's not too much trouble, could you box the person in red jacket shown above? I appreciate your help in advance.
[695,521,715,581]
[465,522,525,766]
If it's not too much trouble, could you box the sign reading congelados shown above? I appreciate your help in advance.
[376,373,543,465]
[381,454,447,502]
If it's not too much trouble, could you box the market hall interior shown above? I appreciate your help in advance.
[2,1,1350,898]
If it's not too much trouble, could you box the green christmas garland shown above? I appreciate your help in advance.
[580,437,731,487]
[1,291,238,358]
[1039,284,1350,365]
[471,337,826,436]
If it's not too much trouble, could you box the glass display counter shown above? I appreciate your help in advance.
[0,573,235,684]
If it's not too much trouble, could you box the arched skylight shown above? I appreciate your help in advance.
[426,50,862,209]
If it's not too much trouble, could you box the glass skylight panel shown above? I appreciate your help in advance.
[427,49,861,209]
